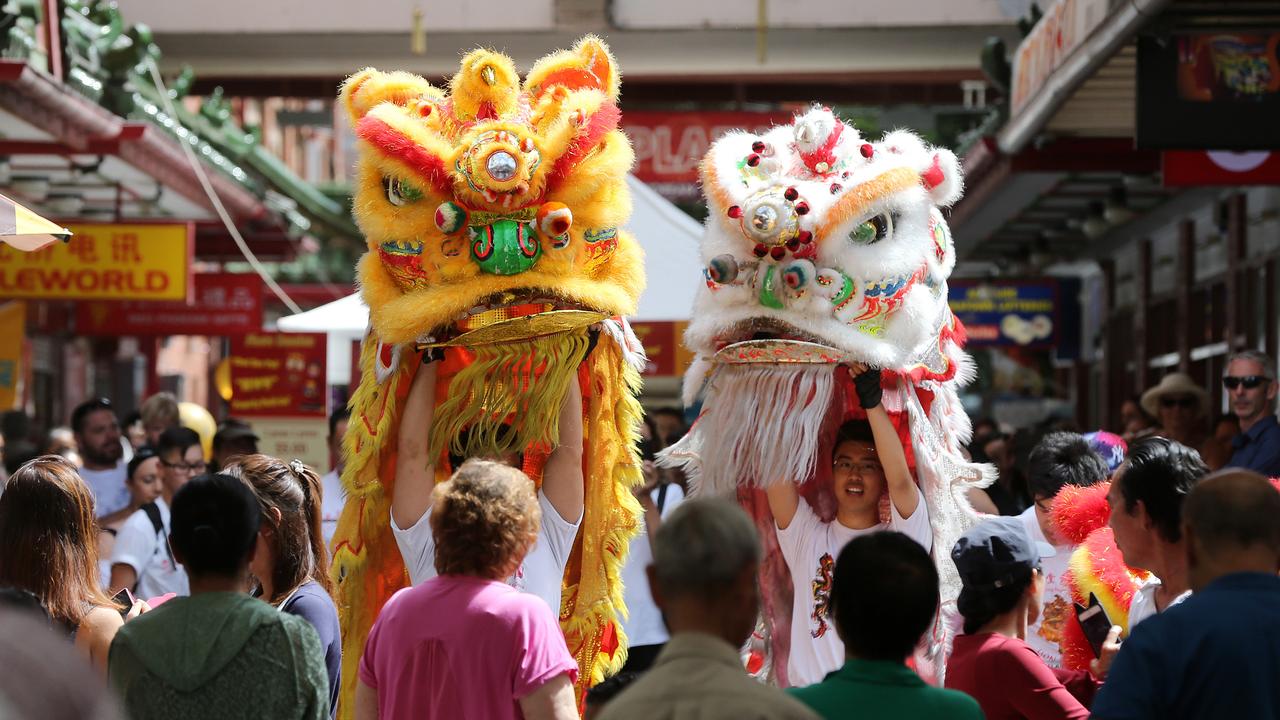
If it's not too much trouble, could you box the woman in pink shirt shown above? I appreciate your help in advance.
[354,459,578,720]
[946,517,1119,720]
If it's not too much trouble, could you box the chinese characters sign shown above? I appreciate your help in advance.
[76,273,262,336]
[0,223,191,301]
[630,320,693,376]
[228,333,327,417]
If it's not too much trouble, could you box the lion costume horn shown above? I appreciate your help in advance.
[328,37,647,715]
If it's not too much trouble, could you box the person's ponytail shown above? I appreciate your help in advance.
[293,461,333,595]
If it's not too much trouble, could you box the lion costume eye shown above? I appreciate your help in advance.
[383,176,424,206]
[849,212,894,245]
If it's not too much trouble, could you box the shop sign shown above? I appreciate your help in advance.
[0,223,191,301]
[249,417,330,476]
[1163,151,1280,186]
[76,273,262,336]
[622,111,794,199]
[1009,0,1112,115]
[630,320,693,376]
[228,332,328,418]
[949,280,1060,347]
[0,301,24,409]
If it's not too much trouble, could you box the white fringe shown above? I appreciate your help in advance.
[659,363,836,495]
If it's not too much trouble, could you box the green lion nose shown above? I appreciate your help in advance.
[469,219,541,275]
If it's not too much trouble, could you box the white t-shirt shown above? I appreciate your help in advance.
[109,498,189,599]
[620,483,686,648]
[320,468,345,550]
[79,461,130,518]
[1127,575,1191,629]
[391,489,582,616]
[1017,505,1073,668]
[776,486,932,687]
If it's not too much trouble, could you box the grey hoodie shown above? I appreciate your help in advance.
[108,592,326,720]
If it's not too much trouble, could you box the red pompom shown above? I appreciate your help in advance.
[769,246,786,260]
[829,183,842,194]
[784,187,799,201]
[797,230,813,244]
[794,201,810,215]
[727,205,743,219]
[751,140,766,154]
[746,153,761,167]
[752,243,768,258]
[860,143,874,158]
[1051,482,1112,545]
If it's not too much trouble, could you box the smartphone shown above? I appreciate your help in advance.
[113,588,135,619]
[1073,592,1113,658]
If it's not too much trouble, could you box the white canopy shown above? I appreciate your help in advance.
[278,175,704,383]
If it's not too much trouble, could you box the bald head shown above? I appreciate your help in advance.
[1184,470,1280,590]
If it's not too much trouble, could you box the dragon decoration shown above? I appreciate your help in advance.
[661,107,994,685]
[328,37,647,713]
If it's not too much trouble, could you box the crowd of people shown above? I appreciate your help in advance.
[0,350,1277,719]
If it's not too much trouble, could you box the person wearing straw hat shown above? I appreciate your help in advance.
[1140,373,1209,452]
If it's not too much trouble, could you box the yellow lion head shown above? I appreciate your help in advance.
[341,36,643,346]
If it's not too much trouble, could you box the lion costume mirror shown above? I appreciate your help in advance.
[660,106,994,686]
[328,36,647,712]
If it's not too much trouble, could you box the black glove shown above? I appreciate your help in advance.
[853,367,883,410]
[581,327,600,364]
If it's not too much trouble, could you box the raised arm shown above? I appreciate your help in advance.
[541,378,584,523]
[390,359,439,530]
[766,479,801,530]
[856,368,920,519]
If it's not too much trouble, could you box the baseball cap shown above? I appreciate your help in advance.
[951,516,1056,590]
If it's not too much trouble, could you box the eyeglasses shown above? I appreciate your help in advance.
[1223,375,1268,390]
[833,458,881,474]
[161,459,207,473]
[1159,396,1198,409]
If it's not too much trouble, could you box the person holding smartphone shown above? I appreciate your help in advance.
[945,517,1121,720]
[0,456,141,675]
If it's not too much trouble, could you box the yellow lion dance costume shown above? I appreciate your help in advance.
[328,36,646,714]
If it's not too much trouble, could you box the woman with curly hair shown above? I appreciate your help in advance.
[0,455,128,674]
[221,455,340,718]
[355,459,578,720]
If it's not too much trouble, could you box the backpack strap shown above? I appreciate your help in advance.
[140,502,176,568]
[656,482,670,515]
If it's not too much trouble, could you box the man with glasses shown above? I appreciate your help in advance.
[1015,432,1109,669]
[765,366,931,687]
[109,426,202,597]
[1223,350,1280,476]
[70,398,130,517]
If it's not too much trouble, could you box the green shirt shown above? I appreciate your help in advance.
[789,658,984,720]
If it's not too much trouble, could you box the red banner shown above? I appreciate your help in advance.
[621,111,794,198]
[76,273,262,336]
[228,332,327,417]
[1163,151,1280,186]
[630,320,693,377]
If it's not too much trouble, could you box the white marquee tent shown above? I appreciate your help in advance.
[278,175,704,384]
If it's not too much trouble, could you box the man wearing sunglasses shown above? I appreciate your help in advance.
[1224,350,1280,476]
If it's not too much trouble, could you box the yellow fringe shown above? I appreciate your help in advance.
[328,334,644,716]
[429,330,590,461]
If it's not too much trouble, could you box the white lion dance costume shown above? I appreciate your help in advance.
[328,37,647,715]
[661,107,992,685]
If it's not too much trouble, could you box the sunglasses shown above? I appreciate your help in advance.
[1223,375,1268,390]
[1160,396,1198,409]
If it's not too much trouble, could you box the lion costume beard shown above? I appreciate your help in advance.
[431,330,590,461]
[662,364,838,494]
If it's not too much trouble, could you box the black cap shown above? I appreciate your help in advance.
[951,516,1056,590]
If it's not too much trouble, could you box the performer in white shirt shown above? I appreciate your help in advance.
[388,353,584,616]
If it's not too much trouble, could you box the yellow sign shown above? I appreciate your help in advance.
[0,223,191,300]
[0,301,24,409]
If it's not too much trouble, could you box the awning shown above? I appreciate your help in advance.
[0,192,71,251]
